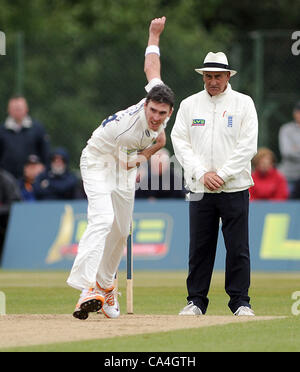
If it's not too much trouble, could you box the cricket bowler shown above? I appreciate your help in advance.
[67,16,174,320]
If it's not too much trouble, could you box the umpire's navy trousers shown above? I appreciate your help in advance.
[187,190,251,314]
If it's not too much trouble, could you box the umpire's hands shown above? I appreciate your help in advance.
[203,172,224,191]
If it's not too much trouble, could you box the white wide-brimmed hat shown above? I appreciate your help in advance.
[195,52,237,77]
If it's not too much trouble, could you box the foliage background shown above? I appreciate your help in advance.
[1,0,300,170]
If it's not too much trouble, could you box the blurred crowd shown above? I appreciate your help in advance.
[1,95,300,260]
[0,96,84,260]
[250,100,300,201]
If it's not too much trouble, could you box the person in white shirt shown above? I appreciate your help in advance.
[171,52,258,317]
[67,16,174,320]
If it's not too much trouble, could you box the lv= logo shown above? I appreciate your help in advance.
[46,205,74,264]
[260,214,300,259]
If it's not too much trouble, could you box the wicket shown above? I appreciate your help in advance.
[126,223,133,314]
[114,222,133,314]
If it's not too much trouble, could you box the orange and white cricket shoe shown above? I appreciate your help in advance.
[96,283,120,319]
[73,287,105,320]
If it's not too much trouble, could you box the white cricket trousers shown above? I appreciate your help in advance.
[67,148,136,290]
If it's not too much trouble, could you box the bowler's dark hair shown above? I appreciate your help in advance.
[146,84,175,108]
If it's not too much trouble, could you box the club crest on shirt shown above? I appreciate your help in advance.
[192,119,205,126]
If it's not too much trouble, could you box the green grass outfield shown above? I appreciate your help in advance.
[0,270,300,352]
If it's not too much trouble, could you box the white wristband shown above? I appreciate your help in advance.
[145,45,160,56]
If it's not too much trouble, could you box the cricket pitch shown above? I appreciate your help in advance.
[0,314,283,349]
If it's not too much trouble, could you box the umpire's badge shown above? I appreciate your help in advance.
[145,129,150,137]
[227,115,233,127]
[192,119,205,126]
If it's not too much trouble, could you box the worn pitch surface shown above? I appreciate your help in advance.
[0,314,283,348]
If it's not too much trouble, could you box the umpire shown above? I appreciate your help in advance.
[171,52,258,316]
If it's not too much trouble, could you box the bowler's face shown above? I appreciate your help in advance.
[144,100,173,131]
[203,71,230,96]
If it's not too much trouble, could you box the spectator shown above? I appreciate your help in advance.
[250,148,289,201]
[0,96,51,179]
[19,155,45,201]
[135,148,186,199]
[0,168,21,262]
[33,148,78,200]
[278,101,300,193]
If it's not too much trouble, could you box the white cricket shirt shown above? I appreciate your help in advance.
[86,78,166,162]
[171,83,258,193]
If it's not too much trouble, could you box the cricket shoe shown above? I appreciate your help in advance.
[179,301,202,316]
[73,287,105,320]
[96,283,121,319]
[234,306,255,316]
